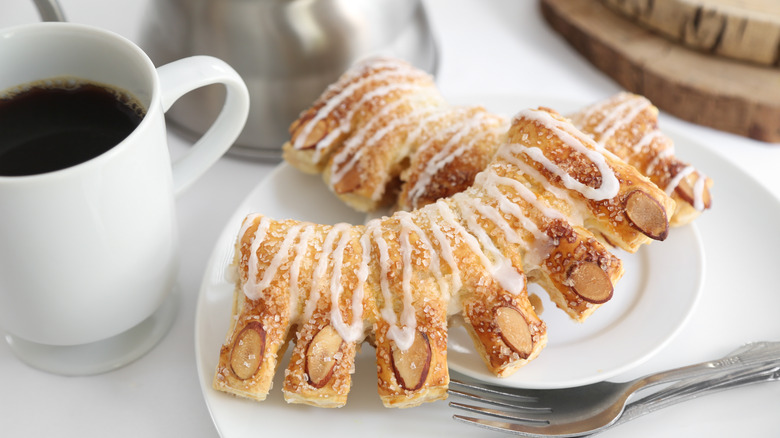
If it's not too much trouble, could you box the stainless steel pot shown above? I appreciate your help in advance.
[139,0,439,160]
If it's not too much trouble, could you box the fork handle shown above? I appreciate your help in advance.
[631,341,774,405]
[629,341,780,394]
[617,363,779,426]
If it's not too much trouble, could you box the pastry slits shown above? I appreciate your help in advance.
[569,92,713,226]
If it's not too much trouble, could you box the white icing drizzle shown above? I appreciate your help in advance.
[243,215,271,301]
[423,207,463,299]
[329,94,438,195]
[369,219,417,351]
[288,225,316,321]
[630,129,666,155]
[329,227,365,343]
[405,106,465,150]
[692,171,708,211]
[396,211,449,301]
[330,96,409,183]
[666,166,709,211]
[496,148,585,226]
[476,171,554,267]
[466,195,523,246]
[334,105,463,196]
[645,147,674,176]
[256,223,303,291]
[580,96,709,211]
[478,169,568,224]
[407,111,504,209]
[665,165,695,196]
[293,60,405,153]
[439,198,525,296]
[514,109,620,201]
[304,223,350,323]
[593,96,651,144]
[293,61,430,162]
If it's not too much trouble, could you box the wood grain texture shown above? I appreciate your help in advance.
[600,0,780,66]
[540,0,780,143]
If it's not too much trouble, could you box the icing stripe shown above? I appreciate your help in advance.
[514,109,620,201]
[243,216,271,301]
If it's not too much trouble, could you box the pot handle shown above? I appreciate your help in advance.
[33,0,66,22]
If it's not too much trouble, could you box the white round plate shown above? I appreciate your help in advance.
[195,95,709,436]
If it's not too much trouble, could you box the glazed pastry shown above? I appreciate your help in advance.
[322,105,501,212]
[214,204,545,408]
[282,56,446,212]
[214,108,640,408]
[569,92,712,226]
[283,58,677,253]
[505,107,677,253]
[395,108,509,211]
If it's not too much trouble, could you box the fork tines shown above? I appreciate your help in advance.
[448,378,553,427]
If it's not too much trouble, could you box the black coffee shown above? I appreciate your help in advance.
[0,80,145,176]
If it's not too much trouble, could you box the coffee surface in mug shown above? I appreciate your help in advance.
[0,78,145,176]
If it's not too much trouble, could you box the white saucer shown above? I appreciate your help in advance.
[5,287,179,376]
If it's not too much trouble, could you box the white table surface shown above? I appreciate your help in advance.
[2,1,779,437]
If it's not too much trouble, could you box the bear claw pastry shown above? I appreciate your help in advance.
[211,106,671,408]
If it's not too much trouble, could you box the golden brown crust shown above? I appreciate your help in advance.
[282,57,443,170]
[569,92,713,226]
[506,107,676,253]
[396,107,509,211]
[213,216,300,401]
[282,57,445,211]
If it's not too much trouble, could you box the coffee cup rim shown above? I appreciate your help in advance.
[0,22,160,182]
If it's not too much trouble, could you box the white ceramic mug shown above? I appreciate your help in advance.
[0,22,250,375]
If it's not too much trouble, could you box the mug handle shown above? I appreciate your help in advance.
[156,56,250,195]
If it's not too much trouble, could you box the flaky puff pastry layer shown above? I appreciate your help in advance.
[569,92,712,226]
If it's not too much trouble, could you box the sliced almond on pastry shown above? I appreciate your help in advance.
[675,175,712,210]
[230,321,266,380]
[625,190,669,240]
[391,331,432,391]
[568,261,613,304]
[306,325,344,388]
[495,306,533,358]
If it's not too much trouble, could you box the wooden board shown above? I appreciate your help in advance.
[601,0,780,66]
[540,0,780,143]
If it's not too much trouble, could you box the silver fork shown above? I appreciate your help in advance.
[452,363,780,436]
[448,341,780,437]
